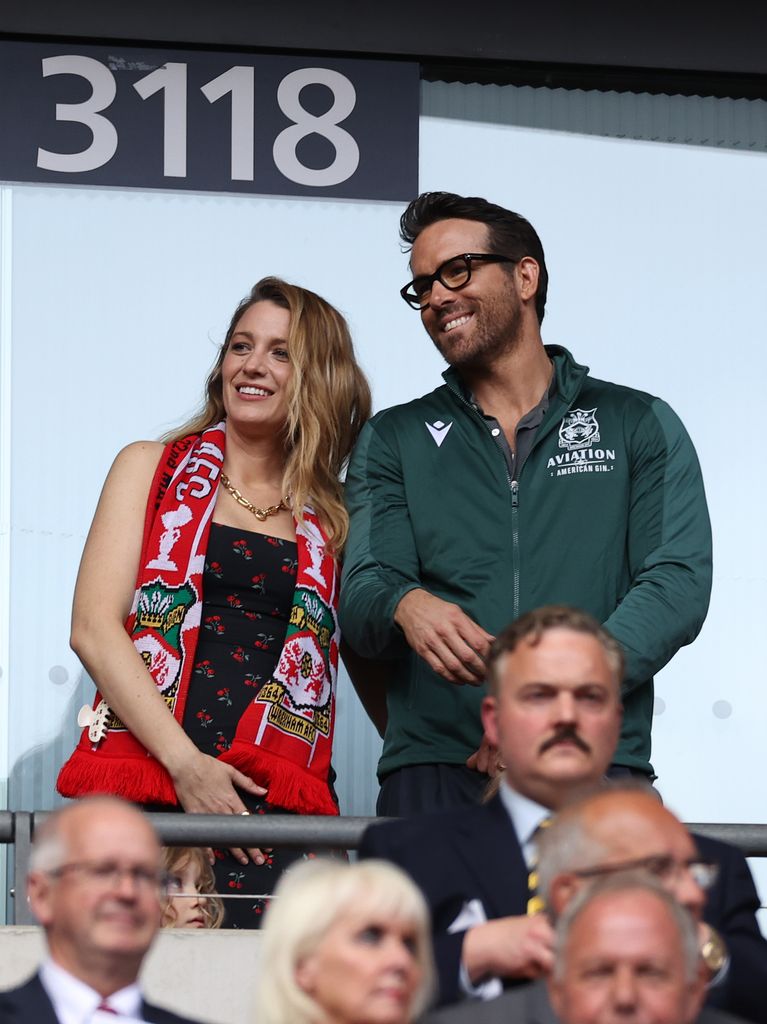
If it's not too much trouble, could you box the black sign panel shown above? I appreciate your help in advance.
[0,42,420,201]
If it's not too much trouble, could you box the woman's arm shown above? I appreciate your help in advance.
[71,441,267,861]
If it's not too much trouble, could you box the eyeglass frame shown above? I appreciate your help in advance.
[47,859,172,895]
[400,252,518,310]
[572,853,720,891]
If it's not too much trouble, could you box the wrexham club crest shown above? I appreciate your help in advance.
[131,581,197,707]
[257,587,336,745]
[559,408,600,450]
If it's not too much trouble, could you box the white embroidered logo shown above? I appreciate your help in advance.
[558,408,600,451]
[425,420,453,447]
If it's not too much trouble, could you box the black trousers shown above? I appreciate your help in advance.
[376,762,655,817]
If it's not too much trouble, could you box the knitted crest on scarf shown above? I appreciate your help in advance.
[57,422,340,815]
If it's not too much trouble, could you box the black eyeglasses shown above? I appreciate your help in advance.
[400,253,517,309]
[574,853,720,891]
[49,860,171,894]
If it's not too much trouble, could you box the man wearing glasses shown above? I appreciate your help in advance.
[537,786,767,1022]
[421,785,767,1024]
[0,796,201,1023]
[340,190,712,815]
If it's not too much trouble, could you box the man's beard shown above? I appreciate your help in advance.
[429,289,524,371]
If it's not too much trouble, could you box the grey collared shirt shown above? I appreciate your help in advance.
[465,368,556,481]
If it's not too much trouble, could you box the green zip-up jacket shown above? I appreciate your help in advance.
[340,346,712,779]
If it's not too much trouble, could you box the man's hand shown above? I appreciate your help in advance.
[462,915,556,983]
[394,589,494,685]
[466,733,502,776]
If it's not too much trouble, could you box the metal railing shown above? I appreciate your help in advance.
[3,812,767,925]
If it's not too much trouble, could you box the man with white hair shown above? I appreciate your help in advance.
[0,796,204,1023]
[549,875,708,1024]
[423,785,766,1024]
[535,783,767,1022]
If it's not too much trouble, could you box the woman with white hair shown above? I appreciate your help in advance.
[259,858,435,1024]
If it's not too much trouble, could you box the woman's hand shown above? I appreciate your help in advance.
[171,750,270,866]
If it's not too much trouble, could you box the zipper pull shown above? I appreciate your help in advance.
[511,479,519,506]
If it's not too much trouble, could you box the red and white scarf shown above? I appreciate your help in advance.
[57,422,340,815]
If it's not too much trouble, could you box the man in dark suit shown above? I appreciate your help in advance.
[536,787,767,1024]
[360,606,624,1004]
[0,796,204,1024]
[427,876,747,1024]
[360,607,767,1022]
[422,786,767,1024]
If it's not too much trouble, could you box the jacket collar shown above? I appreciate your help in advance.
[449,794,530,918]
[442,345,588,407]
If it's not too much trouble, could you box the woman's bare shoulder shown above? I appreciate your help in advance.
[111,440,165,470]
[102,440,166,496]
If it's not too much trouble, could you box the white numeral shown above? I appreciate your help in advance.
[201,66,255,181]
[37,58,363,190]
[37,56,118,173]
[133,63,188,177]
[273,68,359,187]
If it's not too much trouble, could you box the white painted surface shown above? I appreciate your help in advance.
[0,927,262,1024]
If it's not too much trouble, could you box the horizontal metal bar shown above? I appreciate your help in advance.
[28,812,378,848]
[686,823,767,858]
[114,813,374,849]
[0,811,13,842]
[9,814,767,856]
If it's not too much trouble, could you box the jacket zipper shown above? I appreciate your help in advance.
[511,479,520,619]
[444,382,521,615]
[444,353,583,627]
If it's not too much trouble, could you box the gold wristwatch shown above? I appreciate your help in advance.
[700,926,728,976]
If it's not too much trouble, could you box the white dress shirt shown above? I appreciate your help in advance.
[457,781,551,999]
[497,779,551,868]
[39,958,144,1024]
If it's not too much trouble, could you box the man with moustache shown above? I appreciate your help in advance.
[359,606,624,1007]
[0,796,202,1024]
[340,191,712,814]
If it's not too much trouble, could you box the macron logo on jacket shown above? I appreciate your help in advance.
[425,420,453,447]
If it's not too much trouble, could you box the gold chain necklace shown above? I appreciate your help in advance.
[220,473,290,522]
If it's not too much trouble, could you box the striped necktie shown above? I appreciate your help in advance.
[526,815,552,915]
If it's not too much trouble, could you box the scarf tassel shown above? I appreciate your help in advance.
[57,748,178,806]
[220,742,339,817]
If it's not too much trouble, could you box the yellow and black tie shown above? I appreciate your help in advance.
[526,816,552,916]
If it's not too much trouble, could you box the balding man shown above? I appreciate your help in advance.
[549,875,709,1024]
[424,786,766,1024]
[0,796,205,1024]
[538,786,767,1023]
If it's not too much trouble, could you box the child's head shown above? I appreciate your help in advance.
[161,846,224,928]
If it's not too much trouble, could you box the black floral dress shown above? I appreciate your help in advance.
[182,523,319,928]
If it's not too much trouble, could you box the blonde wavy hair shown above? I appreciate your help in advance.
[160,846,224,929]
[258,858,435,1024]
[165,278,371,552]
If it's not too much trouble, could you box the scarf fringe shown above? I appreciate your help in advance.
[56,749,178,806]
[220,742,338,816]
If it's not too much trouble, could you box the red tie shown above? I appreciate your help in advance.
[97,1001,118,1014]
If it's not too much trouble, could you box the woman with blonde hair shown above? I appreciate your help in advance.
[58,278,371,926]
[259,858,435,1024]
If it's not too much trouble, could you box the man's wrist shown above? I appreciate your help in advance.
[700,925,729,980]
[393,586,426,629]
